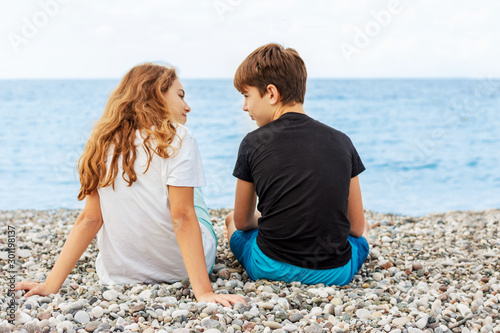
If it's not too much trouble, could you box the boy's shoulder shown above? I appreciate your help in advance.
[241,113,352,149]
[309,117,348,137]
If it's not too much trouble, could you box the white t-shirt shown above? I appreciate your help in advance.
[95,124,215,284]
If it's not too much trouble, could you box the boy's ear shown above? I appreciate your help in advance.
[266,84,281,105]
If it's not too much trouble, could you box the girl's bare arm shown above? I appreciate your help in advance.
[168,185,246,307]
[16,191,103,296]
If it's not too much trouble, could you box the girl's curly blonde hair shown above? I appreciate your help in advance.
[77,63,179,200]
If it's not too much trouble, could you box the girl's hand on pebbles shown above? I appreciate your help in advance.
[197,292,246,307]
[15,281,56,297]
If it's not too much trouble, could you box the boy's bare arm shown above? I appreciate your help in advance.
[233,179,260,231]
[347,176,366,238]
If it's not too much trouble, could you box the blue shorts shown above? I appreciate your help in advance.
[230,229,369,286]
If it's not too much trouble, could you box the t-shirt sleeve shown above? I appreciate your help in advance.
[165,129,206,187]
[350,140,365,178]
[232,136,253,183]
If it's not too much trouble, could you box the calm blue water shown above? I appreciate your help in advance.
[1,79,499,216]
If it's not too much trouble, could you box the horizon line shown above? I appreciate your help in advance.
[1,76,499,81]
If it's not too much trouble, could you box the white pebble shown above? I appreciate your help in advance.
[370,249,381,258]
[308,288,329,298]
[91,306,104,318]
[125,323,139,331]
[103,289,118,301]
[431,299,442,312]
[392,317,410,326]
[282,324,298,331]
[74,311,90,324]
[310,307,323,316]
[171,309,188,318]
[416,281,429,291]
[483,316,493,326]
[356,309,371,320]
[416,316,428,329]
[16,311,32,324]
[108,304,120,312]
[457,304,472,316]
[56,320,73,330]
[17,249,32,258]
[139,290,152,299]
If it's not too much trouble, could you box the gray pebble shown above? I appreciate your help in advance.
[289,313,303,323]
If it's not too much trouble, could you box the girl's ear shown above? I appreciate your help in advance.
[266,84,281,105]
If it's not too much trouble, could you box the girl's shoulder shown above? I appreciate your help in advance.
[173,123,192,140]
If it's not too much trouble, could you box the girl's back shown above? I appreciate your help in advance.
[96,125,214,284]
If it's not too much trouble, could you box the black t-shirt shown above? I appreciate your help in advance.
[233,112,365,269]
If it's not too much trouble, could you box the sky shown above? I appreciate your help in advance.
[0,0,499,79]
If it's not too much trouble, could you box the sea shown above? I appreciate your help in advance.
[1,78,499,216]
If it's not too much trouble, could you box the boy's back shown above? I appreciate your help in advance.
[234,112,365,269]
[226,42,369,286]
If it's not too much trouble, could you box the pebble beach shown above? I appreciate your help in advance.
[1,208,499,333]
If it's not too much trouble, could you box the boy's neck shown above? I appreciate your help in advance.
[273,103,305,121]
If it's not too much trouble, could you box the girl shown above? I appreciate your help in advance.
[16,63,245,307]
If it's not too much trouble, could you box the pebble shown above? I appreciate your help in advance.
[171,309,188,318]
[282,324,299,331]
[201,318,220,329]
[7,208,500,333]
[457,303,472,316]
[91,306,103,318]
[289,313,304,323]
[85,321,100,332]
[310,306,322,316]
[393,317,411,326]
[416,316,428,329]
[356,308,371,319]
[56,321,73,330]
[264,321,283,329]
[242,322,256,331]
[74,311,90,324]
[412,262,423,270]
[259,302,274,310]
[15,311,32,325]
[102,289,118,301]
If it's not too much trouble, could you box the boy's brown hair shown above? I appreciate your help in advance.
[234,43,307,105]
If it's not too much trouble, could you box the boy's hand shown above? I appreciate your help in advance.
[15,281,57,297]
[196,291,247,307]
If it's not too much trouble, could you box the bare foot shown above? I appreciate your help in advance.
[362,218,370,238]
[223,224,228,240]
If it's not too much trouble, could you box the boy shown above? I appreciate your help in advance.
[225,43,370,285]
